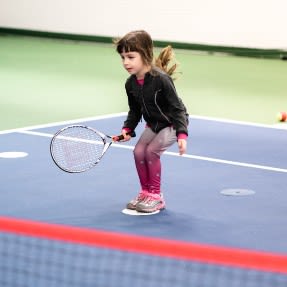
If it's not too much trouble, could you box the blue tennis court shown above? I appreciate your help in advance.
[1,2,287,284]
[1,114,287,255]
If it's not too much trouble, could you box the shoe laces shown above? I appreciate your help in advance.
[137,190,149,200]
[143,192,161,203]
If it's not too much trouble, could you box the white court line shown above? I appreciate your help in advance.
[1,113,286,135]
[0,112,128,135]
[19,130,287,173]
[191,115,287,130]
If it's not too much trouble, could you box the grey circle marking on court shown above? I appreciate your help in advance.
[220,188,255,196]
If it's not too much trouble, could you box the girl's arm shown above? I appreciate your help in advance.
[122,82,142,132]
[161,76,189,137]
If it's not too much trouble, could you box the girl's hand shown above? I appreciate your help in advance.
[178,139,187,155]
[112,129,134,142]
[120,129,132,142]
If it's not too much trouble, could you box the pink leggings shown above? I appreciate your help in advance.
[133,127,177,194]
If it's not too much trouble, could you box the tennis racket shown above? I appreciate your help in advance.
[50,125,135,173]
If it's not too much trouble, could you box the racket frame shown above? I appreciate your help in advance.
[50,125,112,173]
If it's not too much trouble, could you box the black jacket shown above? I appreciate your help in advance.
[123,67,189,137]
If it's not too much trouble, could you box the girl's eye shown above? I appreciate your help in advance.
[120,54,135,60]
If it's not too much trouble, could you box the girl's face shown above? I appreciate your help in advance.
[120,51,150,79]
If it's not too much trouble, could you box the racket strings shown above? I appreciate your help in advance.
[51,127,105,172]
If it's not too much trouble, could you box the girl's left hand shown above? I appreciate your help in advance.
[178,139,187,155]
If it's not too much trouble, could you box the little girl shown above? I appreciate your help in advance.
[114,30,189,213]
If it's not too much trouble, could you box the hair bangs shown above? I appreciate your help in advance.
[116,38,138,54]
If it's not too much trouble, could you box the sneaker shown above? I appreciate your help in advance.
[136,192,165,213]
[126,189,149,210]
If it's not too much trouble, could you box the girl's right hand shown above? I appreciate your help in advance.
[120,129,132,142]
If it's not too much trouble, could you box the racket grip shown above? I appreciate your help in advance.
[114,131,136,141]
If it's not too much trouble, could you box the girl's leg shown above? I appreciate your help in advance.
[136,127,177,212]
[133,127,157,191]
[126,128,156,210]
[145,127,177,194]
[130,127,177,212]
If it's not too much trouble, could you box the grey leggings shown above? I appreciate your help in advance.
[133,126,177,194]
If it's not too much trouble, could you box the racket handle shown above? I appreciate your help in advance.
[114,131,136,142]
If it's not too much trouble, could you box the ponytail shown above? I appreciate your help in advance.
[154,46,179,79]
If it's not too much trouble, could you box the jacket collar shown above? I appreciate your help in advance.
[131,70,154,84]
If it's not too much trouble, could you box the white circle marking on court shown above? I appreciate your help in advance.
[122,209,160,216]
[0,152,29,158]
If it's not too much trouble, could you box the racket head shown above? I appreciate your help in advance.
[50,125,108,173]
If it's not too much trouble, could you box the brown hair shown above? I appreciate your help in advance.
[114,30,178,78]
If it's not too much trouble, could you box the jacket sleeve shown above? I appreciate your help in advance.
[122,80,142,131]
[161,76,189,137]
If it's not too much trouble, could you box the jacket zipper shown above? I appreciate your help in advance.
[140,86,151,118]
[154,89,171,123]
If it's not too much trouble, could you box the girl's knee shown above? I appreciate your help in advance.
[133,145,145,159]
[146,145,160,158]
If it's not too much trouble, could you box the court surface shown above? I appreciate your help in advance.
[1,114,287,255]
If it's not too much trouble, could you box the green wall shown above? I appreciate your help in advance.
[1,34,286,130]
